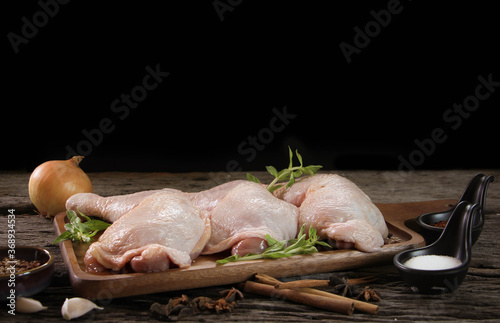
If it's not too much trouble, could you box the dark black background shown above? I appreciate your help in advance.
[2,1,499,172]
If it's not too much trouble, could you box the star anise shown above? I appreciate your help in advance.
[196,287,244,313]
[151,288,244,319]
[330,276,354,297]
[220,287,244,302]
[356,286,381,302]
[150,294,196,320]
[202,298,235,313]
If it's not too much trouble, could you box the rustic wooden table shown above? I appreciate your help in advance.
[1,170,500,322]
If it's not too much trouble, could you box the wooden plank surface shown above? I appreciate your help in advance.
[1,170,500,321]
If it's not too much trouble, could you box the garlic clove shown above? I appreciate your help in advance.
[61,297,103,320]
[16,297,48,313]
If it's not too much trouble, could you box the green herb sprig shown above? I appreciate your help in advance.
[247,146,322,193]
[53,210,111,244]
[216,225,330,264]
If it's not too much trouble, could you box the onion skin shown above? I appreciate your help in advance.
[29,156,93,217]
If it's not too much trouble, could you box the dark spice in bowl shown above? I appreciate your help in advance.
[431,221,448,228]
[0,257,42,275]
[416,173,494,245]
[0,246,54,298]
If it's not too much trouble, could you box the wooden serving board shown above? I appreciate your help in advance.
[53,199,456,300]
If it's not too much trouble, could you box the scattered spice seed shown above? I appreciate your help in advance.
[384,233,402,245]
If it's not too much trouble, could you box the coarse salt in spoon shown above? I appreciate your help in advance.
[403,255,462,270]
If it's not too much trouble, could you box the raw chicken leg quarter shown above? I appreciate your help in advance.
[195,181,299,256]
[274,174,388,252]
[84,191,211,273]
[67,173,384,274]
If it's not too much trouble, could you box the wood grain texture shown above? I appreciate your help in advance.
[1,170,499,321]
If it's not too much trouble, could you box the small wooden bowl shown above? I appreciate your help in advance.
[0,246,55,299]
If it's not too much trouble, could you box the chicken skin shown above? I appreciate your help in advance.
[274,174,387,252]
[191,181,299,256]
[66,188,181,223]
[84,191,210,273]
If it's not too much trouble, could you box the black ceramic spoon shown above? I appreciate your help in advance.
[417,173,494,245]
[394,201,478,293]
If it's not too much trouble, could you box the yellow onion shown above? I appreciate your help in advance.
[29,156,93,216]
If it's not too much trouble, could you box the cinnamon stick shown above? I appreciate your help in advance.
[275,276,377,289]
[275,279,330,289]
[296,288,378,315]
[254,273,281,286]
[243,280,354,315]
[254,273,378,315]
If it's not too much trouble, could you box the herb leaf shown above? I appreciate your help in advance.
[265,165,278,178]
[53,210,111,244]
[246,173,261,184]
[53,231,73,244]
[247,146,322,192]
[216,224,328,264]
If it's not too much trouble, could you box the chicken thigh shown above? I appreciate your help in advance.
[193,181,299,256]
[84,191,210,273]
[66,188,181,222]
[273,174,387,252]
[187,180,247,212]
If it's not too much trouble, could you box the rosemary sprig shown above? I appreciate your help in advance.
[216,225,330,264]
[53,210,111,244]
[247,146,322,193]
